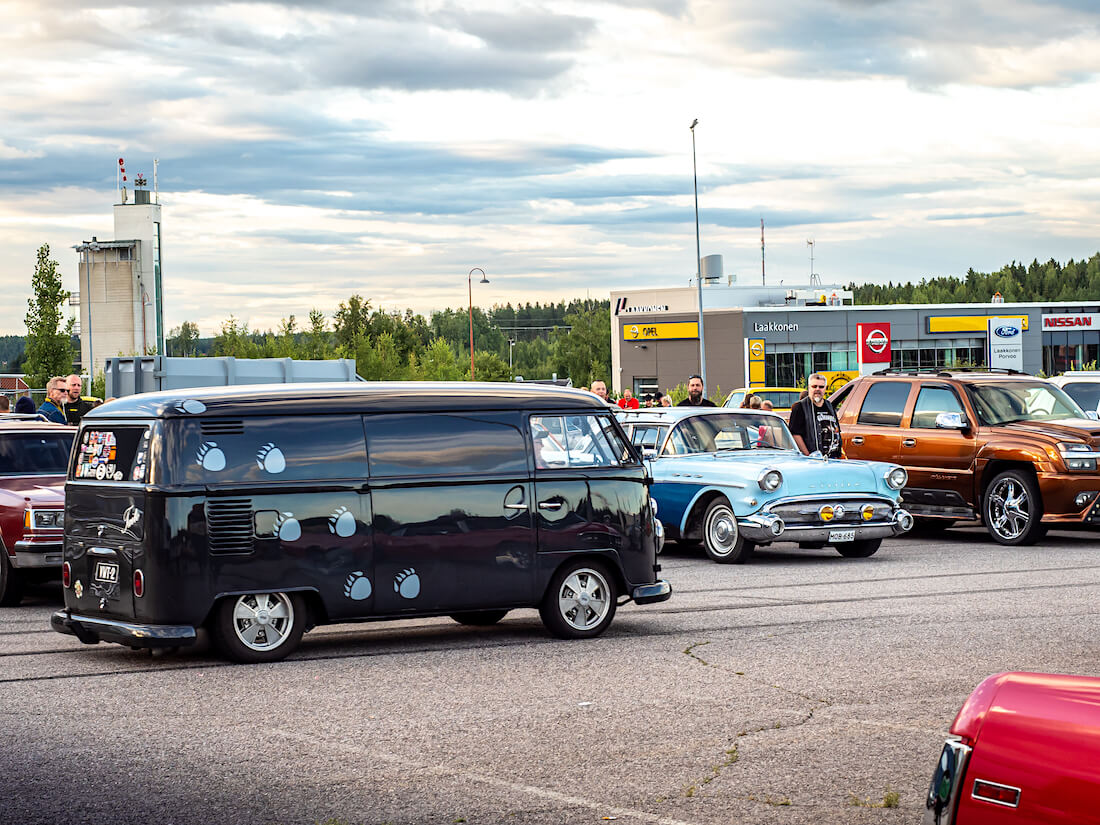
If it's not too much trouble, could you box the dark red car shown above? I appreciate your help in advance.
[925,671,1100,824]
[0,418,74,605]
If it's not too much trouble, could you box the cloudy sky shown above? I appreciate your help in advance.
[2,0,1099,336]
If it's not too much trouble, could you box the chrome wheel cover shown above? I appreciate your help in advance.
[231,592,295,652]
[556,568,611,631]
[705,504,739,557]
[987,478,1031,540]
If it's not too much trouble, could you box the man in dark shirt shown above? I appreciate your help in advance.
[788,373,842,457]
[63,373,96,424]
[677,374,716,407]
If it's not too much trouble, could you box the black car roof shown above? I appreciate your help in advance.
[86,382,606,419]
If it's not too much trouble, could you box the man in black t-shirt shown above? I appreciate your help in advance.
[788,373,842,458]
[677,374,717,407]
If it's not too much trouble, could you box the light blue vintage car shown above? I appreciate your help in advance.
[618,407,913,563]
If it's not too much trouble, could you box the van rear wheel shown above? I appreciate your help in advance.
[450,610,509,626]
[539,560,617,639]
[213,592,305,663]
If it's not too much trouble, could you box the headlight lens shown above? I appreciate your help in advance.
[819,505,835,522]
[758,469,783,492]
[885,467,908,490]
[1058,442,1097,470]
[30,509,64,529]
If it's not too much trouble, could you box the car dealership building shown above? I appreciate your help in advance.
[610,281,1100,399]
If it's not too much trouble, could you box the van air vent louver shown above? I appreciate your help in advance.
[206,497,254,555]
[201,420,245,436]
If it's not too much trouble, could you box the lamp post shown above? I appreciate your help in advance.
[468,267,489,379]
[690,118,708,395]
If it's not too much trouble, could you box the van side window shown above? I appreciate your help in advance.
[856,382,910,427]
[366,413,526,477]
[911,387,966,428]
[531,414,628,469]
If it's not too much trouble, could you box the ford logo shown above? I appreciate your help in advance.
[994,325,1020,338]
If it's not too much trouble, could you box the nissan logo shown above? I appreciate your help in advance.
[866,328,889,354]
[994,325,1020,338]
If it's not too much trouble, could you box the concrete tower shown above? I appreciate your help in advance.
[73,162,164,374]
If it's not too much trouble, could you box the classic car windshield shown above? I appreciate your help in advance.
[666,413,797,454]
[966,381,1086,425]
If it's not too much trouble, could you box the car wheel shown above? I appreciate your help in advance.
[912,518,955,533]
[983,470,1046,546]
[702,499,754,564]
[0,549,24,607]
[836,538,882,558]
[450,610,509,626]
[539,561,617,639]
[213,591,306,663]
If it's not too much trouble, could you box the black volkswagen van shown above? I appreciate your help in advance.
[52,383,670,662]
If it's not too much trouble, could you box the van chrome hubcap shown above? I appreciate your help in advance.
[557,569,610,630]
[232,593,294,651]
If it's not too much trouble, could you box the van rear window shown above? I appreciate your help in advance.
[75,427,150,482]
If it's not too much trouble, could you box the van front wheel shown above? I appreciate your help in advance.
[213,592,305,663]
[539,561,617,639]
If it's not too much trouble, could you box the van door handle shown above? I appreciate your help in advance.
[504,503,528,510]
[851,436,864,445]
[538,500,563,511]
[902,438,916,447]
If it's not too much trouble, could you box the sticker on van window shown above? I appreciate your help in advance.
[344,571,372,600]
[256,442,286,474]
[76,430,119,479]
[196,441,226,471]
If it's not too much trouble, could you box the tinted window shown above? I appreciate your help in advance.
[368,413,526,477]
[630,425,667,450]
[857,382,910,426]
[0,431,74,476]
[1063,382,1100,412]
[531,414,630,469]
[911,387,965,428]
[176,416,367,483]
[73,427,146,482]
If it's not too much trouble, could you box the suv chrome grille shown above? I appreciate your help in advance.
[206,497,254,554]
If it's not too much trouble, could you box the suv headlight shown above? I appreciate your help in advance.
[758,469,783,492]
[1058,442,1097,471]
[24,509,64,529]
[885,467,908,490]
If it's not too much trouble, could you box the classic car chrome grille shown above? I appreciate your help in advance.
[206,498,254,554]
[765,498,893,525]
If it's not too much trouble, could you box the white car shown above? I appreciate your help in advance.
[1049,371,1100,418]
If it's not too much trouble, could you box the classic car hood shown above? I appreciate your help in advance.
[0,476,66,506]
[662,451,891,494]
[1001,419,1100,443]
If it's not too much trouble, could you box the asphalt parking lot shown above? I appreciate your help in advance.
[3,525,1098,825]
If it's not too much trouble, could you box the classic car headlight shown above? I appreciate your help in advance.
[1058,442,1097,471]
[758,469,783,492]
[884,467,908,490]
[24,509,64,529]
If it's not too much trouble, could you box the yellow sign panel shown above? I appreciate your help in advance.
[748,361,766,384]
[927,315,1029,334]
[623,322,699,341]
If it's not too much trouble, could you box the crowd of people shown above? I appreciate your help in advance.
[2,374,100,425]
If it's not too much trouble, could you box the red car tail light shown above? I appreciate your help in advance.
[133,569,145,598]
[62,562,71,588]
[972,779,1021,808]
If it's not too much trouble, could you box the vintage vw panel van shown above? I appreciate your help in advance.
[52,383,670,662]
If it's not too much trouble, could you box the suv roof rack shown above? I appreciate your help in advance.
[871,367,1028,377]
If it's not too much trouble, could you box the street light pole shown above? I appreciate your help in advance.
[690,118,708,396]
[468,267,488,379]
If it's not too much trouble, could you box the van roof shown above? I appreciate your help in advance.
[86,381,607,419]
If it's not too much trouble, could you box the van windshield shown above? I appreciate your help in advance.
[0,431,74,476]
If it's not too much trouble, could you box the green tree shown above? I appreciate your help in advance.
[416,338,463,381]
[554,306,611,387]
[24,244,74,388]
[334,295,371,358]
[213,316,261,357]
[303,309,332,359]
[468,351,510,382]
[167,320,200,356]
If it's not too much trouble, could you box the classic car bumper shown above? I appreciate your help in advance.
[51,609,198,649]
[654,517,666,554]
[923,737,973,825]
[631,580,672,605]
[11,539,64,568]
[738,507,913,543]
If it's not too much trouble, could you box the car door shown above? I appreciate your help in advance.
[898,384,977,516]
[841,380,915,465]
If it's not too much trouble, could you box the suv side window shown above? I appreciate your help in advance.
[911,386,966,429]
[856,382,910,426]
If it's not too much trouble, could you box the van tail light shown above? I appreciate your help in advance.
[133,569,145,598]
[972,779,1021,808]
[62,562,71,588]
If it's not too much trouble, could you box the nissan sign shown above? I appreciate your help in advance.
[865,328,889,354]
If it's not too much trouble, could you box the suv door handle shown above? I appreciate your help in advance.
[902,438,916,447]
[851,436,864,445]
[538,500,563,511]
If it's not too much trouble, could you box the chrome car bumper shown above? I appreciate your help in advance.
[923,737,972,825]
[654,517,666,555]
[51,610,198,649]
[738,508,913,543]
[12,540,64,568]
[631,580,672,605]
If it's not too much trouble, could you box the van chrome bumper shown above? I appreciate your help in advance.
[51,609,197,649]
[631,579,671,605]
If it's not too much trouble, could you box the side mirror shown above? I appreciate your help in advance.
[935,412,968,430]
[1087,410,1099,421]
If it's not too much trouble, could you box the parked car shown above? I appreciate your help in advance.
[617,407,912,563]
[924,671,1100,824]
[832,369,1100,545]
[52,383,671,663]
[0,417,74,605]
[1049,371,1100,418]
[723,386,803,411]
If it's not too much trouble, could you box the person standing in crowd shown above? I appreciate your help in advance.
[14,394,36,414]
[64,374,96,424]
[760,399,774,411]
[660,394,672,407]
[677,374,716,407]
[38,377,67,424]
[590,380,616,407]
[788,373,842,458]
[0,395,9,412]
[617,388,640,409]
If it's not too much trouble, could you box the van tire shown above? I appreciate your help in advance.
[0,550,23,607]
[212,591,306,663]
[450,610,509,626]
[983,470,1046,546]
[702,499,754,564]
[539,560,617,639]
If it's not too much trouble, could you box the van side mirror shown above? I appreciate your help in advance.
[935,412,968,430]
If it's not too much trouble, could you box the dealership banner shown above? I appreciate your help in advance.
[622,321,698,341]
[856,322,891,376]
[1042,313,1100,330]
[987,317,1024,370]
